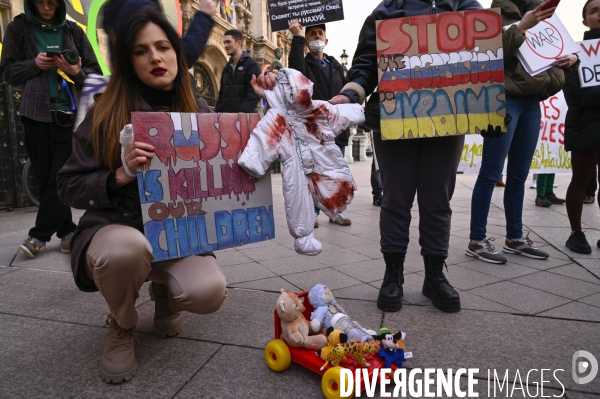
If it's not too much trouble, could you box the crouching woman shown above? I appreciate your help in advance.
[56,10,227,384]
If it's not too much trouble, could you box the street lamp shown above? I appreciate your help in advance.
[340,49,349,67]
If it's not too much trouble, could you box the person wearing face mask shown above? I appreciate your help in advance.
[288,20,353,227]
[563,0,600,254]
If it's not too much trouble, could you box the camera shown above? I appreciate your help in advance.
[46,49,79,65]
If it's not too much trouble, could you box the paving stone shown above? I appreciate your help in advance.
[345,243,384,259]
[505,252,573,270]
[548,264,600,284]
[441,264,503,291]
[538,301,600,322]
[238,244,296,262]
[259,255,326,276]
[332,283,379,302]
[137,288,278,349]
[309,248,370,267]
[575,259,600,280]
[332,258,385,283]
[222,262,276,285]
[384,306,600,394]
[458,291,523,314]
[469,281,572,314]
[566,391,600,399]
[216,250,255,266]
[512,271,600,300]
[0,268,113,326]
[0,314,220,399]
[458,259,539,279]
[0,266,17,278]
[173,345,324,399]
[282,267,362,291]
[578,292,600,308]
[229,276,302,293]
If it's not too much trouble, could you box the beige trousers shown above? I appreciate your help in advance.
[85,224,227,329]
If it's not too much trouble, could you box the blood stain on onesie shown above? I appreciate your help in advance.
[315,178,355,214]
[297,90,312,108]
[266,115,291,149]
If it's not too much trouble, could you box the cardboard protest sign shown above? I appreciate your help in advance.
[132,112,275,262]
[267,0,344,32]
[513,14,579,76]
[376,9,507,140]
[458,91,571,174]
[578,39,600,88]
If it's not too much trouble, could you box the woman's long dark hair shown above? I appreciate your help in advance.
[90,8,199,170]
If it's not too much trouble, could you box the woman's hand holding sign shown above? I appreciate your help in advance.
[116,141,155,188]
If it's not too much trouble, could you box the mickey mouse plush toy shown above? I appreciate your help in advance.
[372,327,408,369]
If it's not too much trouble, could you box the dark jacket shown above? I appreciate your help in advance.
[343,0,482,131]
[56,98,211,292]
[102,0,214,68]
[215,51,261,113]
[563,29,600,152]
[493,0,565,99]
[288,35,350,146]
[0,0,101,122]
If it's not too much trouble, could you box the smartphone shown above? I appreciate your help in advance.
[540,0,561,11]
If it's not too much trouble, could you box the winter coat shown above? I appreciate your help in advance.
[56,97,211,293]
[492,0,565,100]
[215,51,261,113]
[102,0,214,68]
[0,0,101,122]
[238,69,365,255]
[288,36,351,146]
[341,0,483,131]
[563,29,600,152]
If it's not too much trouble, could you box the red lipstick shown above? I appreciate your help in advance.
[151,67,167,76]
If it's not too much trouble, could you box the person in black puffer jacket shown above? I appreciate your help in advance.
[214,29,261,113]
[563,0,600,254]
[330,0,486,314]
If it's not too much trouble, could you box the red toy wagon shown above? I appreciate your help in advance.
[264,291,399,399]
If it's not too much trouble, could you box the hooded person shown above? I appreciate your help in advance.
[238,68,365,255]
[0,0,101,259]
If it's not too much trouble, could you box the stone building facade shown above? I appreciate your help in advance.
[0,0,292,109]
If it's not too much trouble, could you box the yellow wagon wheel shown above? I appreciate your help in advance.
[321,366,354,399]
[264,339,291,372]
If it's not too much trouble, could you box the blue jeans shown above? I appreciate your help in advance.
[470,95,541,241]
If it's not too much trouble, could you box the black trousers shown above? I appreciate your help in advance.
[373,131,464,257]
[22,116,77,242]
[371,159,382,198]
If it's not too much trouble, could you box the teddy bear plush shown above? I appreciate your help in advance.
[276,289,328,350]
[316,327,349,363]
[308,284,347,333]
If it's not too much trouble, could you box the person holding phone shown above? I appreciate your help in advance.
[0,0,101,258]
[465,0,578,264]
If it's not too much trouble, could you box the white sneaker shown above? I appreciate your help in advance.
[329,212,351,226]
[530,174,537,189]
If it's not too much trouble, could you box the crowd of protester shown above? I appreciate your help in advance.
[0,0,598,385]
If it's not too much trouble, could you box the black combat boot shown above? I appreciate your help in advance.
[377,253,405,312]
[422,255,461,313]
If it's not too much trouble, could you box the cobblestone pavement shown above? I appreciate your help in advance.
[1,160,599,398]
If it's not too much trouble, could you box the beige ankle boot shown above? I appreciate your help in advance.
[100,316,138,384]
[149,282,183,337]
